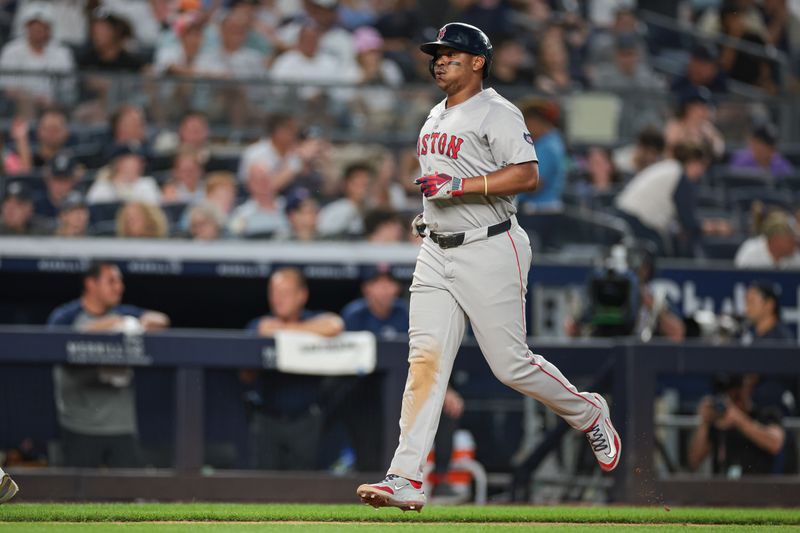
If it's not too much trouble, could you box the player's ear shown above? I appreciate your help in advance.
[473,55,485,74]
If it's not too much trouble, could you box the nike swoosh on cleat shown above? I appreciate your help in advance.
[604,420,617,458]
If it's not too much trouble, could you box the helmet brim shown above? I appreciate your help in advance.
[420,41,466,56]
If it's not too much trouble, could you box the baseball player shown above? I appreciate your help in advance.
[357,23,620,511]
[0,467,18,503]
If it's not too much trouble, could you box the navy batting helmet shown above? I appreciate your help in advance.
[420,22,493,79]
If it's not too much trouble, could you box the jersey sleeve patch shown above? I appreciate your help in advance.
[523,132,534,145]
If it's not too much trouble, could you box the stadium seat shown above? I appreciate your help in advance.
[161,203,188,226]
[715,167,775,191]
[518,208,631,254]
[206,154,242,173]
[702,235,745,261]
[89,202,123,224]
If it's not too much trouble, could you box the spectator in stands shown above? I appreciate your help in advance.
[363,208,404,243]
[663,87,725,160]
[591,33,664,91]
[34,154,81,219]
[0,2,75,107]
[110,105,148,152]
[115,201,169,239]
[195,9,267,79]
[186,202,226,241]
[734,210,800,269]
[718,2,776,93]
[614,126,666,175]
[0,182,50,235]
[271,22,357,101]
[688,374,786,475]
[277,0,358,73]
[11,0,89,48]
[485,37,533,88]
[53,192,89,237]
[161,149,206,204]
[203,171,238,221]
[350,26,404,128]
[47,261,170,468]
[534,26,582,94]
[243,267,344,470]
[741,280,794,344]
[86,145,160,205]
[587,6,643,65]
[5,117,34,175]
[671,43,730,95]
[238,114,302,185]
[317,162,373,238]
[31,108,70,169]
[697,0,768,39]
[575,147,623,200]
[228,162,289,238]
[78,7,143,72]
[152,12,207,77]
[729,123,795,179]
[516,98,565,213]
[276,187,320,241]
[615,142,711,257]
[176,111,212,165]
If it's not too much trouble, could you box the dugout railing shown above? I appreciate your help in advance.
[1,326,799,506]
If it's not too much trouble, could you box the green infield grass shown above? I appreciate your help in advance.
[1,503,799,532]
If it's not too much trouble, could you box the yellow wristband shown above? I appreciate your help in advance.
[483,174,488,196]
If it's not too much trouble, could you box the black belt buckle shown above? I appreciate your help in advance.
[433,232,465,249]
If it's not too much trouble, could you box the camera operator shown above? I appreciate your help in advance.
[565,245,685,341]
[688,374,786,476]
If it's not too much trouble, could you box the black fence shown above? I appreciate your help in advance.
[2,326,799,505]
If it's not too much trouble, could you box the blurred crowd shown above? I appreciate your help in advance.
[0,0,796,264]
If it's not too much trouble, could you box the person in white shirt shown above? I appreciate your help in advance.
[277,0,357,72]
[735,210,800,269]
[228,162,289,238]
[86,145,161,205]
[152,12,207,77]
[317,162,372,238]
[0,2,75,106]
[12,0,88,47]
[195,9,267,80]
[271,22,358,101]
[238,113,303,183]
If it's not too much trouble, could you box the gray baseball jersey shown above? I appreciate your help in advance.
[417,88,538,232]
[386,88,606,482]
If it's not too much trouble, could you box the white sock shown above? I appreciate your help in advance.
[0,467,5,476]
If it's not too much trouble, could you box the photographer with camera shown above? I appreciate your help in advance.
[688,374,786,476]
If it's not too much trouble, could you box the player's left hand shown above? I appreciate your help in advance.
[415,172,464,200]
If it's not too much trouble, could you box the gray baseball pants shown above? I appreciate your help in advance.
[388,217,602,481]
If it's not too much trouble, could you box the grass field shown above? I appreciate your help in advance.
[1,503,800,532]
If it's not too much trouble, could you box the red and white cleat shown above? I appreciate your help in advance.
[357,474,426,512]
[585,393,621,472]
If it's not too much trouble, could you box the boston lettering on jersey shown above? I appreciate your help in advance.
[417,132,464,159]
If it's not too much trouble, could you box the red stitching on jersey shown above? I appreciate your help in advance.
[505,231,526,335]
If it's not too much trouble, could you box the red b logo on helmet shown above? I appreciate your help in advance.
[437,27,446,41]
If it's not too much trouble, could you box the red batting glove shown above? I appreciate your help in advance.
[414,172,464,200]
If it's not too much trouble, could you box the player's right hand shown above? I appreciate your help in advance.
[415,172,464,200]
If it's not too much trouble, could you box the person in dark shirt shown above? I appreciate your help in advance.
[718,3,776,93]
[0,182,51,235]
[34,153,80,219]
[78,8,143,72]
[342,264,409,340]
[31,108,70,169]
[47,261,170,468]
[242,267,344,470]
[741,280,794,345]
[689,374,786,475]
[671,42,729,94]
